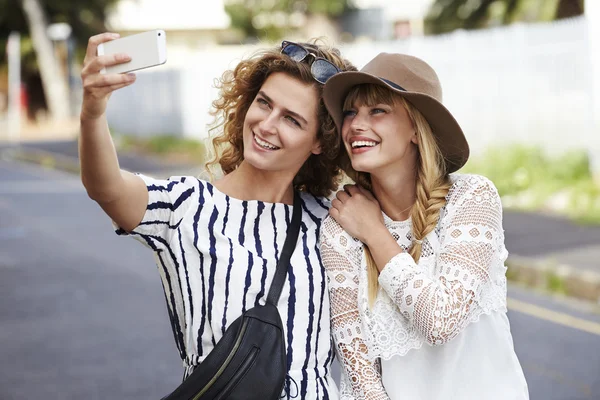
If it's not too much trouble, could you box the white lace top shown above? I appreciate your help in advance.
[320,174,529,400]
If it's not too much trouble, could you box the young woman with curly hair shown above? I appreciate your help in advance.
[79,33,355,399]
[319,53,528,399]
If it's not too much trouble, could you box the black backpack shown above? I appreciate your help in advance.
[162,192,302,400]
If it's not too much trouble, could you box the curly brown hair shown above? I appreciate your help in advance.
[205,40,356,198]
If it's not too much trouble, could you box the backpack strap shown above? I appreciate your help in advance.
[266,191,302,306]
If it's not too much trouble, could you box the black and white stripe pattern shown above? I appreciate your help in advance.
[116,175,338,399]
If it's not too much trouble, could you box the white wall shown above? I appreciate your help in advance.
[107,45,255,138]
[339,17,594,157]
[107,17,599,168]
[107,0,230,31]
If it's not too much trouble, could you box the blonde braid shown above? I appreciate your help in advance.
[408,161,451,263]
[407,99,451,262]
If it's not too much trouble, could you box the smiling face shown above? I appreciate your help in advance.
[341,84,418,177]
[242,72,322,176]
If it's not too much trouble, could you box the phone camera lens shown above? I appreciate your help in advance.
[158,32,161,36]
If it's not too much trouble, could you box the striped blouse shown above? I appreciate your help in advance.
[115,174,339,399]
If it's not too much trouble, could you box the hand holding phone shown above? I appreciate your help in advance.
[80,30,168,120]
[97,30,167,74]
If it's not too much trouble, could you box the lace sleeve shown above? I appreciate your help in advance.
[378,175,505,346]
[320,217,390,400]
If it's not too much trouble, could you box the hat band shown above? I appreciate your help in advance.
[380,78,406,92]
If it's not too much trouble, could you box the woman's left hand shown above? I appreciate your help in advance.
[330,185,386,243]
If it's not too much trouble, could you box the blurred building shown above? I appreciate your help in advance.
[106,0,234,50]
[340,0,435,41]
[103,0,600,179]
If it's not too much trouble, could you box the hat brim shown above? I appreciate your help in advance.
[323,71,470,173]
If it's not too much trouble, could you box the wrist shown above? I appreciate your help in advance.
[80,110,103,122]
[80,97,107,122]
[363,222,390,247]
[80,110,107,127]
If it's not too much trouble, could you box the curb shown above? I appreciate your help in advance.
[3,146,600,305]
[0,146,205,179]
[1,146,81,174]
[506,255,600,304]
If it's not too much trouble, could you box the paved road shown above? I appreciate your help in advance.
[1,159,599,399]
[503,212,600,274]
[6,139,600,273]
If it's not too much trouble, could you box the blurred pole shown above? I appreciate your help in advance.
[47,22,74,116]
[586,0,600,178]
[7,32,21,142]
[20,0,70,121]
[67,36,77,115]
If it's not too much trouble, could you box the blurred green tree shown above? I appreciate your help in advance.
[0,0,118,120]
[425,0,584,35]
[0,0,119,63]
[224,0,351,41]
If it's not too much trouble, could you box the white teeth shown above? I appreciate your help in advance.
[254,134,279,150]
[351,140,378,148]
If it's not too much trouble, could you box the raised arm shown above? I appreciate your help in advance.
[79,32,147,232]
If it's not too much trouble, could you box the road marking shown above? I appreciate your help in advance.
[0,157,76,179]
[0,180,84,194]
[508,297,600,336]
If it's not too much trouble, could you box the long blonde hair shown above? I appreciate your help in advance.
[340,84,452,305]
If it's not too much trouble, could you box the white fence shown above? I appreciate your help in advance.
[107,16,599,165]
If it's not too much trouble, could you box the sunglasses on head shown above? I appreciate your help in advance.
[281,40,341,84]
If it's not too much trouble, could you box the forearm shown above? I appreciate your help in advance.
[378,252,480,345]
[79,115,126,202]
[363,225,404,273]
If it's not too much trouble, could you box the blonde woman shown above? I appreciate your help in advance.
[319,53,529,399]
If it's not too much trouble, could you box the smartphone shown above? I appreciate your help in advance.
[97,30,167,74]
